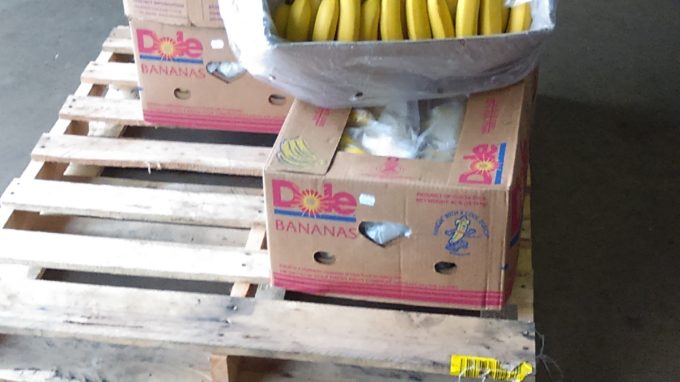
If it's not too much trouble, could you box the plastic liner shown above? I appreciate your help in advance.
[219,0,556,108]
[339,97,467,162]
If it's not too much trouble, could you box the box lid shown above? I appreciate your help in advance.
[267,101,351,176]
[124,0,224,28]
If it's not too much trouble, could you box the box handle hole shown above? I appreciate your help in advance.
[269,94,287,106]
[434,261,457,275]
[359,221,411,247]
[173,88,191,100]
[313,251,336,265]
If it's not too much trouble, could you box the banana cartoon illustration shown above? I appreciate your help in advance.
[277,137,326,167]
[444,216,478,254]
[450,217,471,243]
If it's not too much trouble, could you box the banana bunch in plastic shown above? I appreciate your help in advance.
[272,0,532,41]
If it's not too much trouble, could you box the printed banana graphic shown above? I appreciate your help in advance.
[312,0,340,40]
[479,0,503,35]
[360,0,381,40]
[380,0,404,40]
[446,0,458,19]
[405,0,432,40]
[501,2,510,31]
[273,0,292,37]
[337,0,361,41]
[428,0,455,38]
[507,2,532,33]
[287,0,313,41]
[277,137,324,167]
[455,0,480,37]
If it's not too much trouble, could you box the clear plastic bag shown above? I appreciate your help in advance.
[219,0,556,108]
[339,97,467,162]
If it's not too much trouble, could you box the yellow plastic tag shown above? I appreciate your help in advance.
[450,355,533,381]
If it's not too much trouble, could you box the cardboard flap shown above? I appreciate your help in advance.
[267,100,351,175]
[447,81,527,189]
[124,0,223,28]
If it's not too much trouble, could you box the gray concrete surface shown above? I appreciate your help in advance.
[0,0,679,381]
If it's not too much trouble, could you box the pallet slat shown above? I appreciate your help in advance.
[59,95,146,126]
[1,179,265,229]
[32,134,269,177]
[81,61,138,87]
[0,279,534,376]
[0,229,270,284]
[102,26,133,54]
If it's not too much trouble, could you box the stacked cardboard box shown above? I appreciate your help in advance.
[123,0,292,132]
[263,75,536,310]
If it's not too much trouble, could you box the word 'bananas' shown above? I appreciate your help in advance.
[273,0,531,41]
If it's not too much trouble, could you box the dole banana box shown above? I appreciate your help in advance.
[124,0,292,132]
[264,76,536,310]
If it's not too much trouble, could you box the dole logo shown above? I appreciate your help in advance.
[458,143,507,185]
[136,29,203,64]
[272,179,357,223]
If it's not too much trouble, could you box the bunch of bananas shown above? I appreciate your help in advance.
[273,0,532,42]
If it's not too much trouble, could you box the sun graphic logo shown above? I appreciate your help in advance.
[157,37,178,60]
[297,189,326,217]
[459,143,507,185]
[136,29,204,64]
[272,179,357,222]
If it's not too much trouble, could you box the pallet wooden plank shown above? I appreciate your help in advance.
[0,279,535,376]
[0,229,270,284]
[81,61,138,88]
[32,134,269,177]
[102,26,133,55]
[59,95,146,126]
[1,179,265,229]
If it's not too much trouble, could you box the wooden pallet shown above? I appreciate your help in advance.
[0,26,536,382]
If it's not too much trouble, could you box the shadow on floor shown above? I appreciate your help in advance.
[531,95,680,381]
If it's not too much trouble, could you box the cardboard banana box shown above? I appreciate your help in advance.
[124,0,293,132]
[263,74,536,310]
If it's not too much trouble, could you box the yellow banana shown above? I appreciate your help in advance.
[348,109,375,126]
[309,0,323,38]
[455,0,479,37]
[380,0,404,40]
[337,0,361,41]
[479,0,503,35]
[360,0,380,40]
[287,0,313,41]
[446,0,458,19]
[428,0,455,38]
[501,3,510,31]
[507,2,531,33]
[405,0,432,40]
[312,0,340,41]
[401,0,408,37]
[273,1,292,38]
[311,0,322,14]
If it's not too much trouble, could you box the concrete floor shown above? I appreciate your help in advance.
[0,0,679,381]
